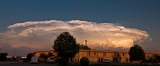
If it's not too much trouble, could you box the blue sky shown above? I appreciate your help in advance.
[0,0,160,55]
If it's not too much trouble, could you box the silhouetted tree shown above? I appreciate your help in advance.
[155,54,160,62]
[48,52,54,57]
[79,44,91,50]
[53,32,80,62]
[26,53,34,61]
[129,44,145,62]
[0,53,8,61]
[39,53,48,59]
[154,54,160,64]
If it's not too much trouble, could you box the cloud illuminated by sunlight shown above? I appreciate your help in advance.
[0,20,149,50]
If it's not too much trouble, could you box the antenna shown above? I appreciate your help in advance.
[14,48,16,58]
[85,40,87,46]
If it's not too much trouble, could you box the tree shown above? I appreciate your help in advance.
[79,44,91,50]
[58,57,68,65]
[0,53,8,61]
[129,44,145,62]
[26,53,34,61]
[53,32,80,62]
[80,57,89,65]
[39,53,48,59]
[48,52,54,57]
[155,54,160,62]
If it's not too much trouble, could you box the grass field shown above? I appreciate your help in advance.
[63,63,160,66]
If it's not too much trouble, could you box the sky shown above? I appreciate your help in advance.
[0,0,160,56]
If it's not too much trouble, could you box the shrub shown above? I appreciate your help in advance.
[80,57,89,66]
[58,57,68,65]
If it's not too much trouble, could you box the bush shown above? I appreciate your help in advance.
[58,57,68,65]
[80,57,89,66]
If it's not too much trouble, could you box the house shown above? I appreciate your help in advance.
[33,50,57,61]
[33,49,154,63]
[72,49,129,63]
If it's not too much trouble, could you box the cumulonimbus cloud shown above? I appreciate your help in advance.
[0,20,149,52]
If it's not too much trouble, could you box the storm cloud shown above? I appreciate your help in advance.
[0,20,149,55]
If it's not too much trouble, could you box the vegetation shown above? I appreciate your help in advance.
[79,44,91,50]
[0,53,8,61]
[26,53,34,61]
[58,57,68,65]
[155,54,160,61]
[80,57,89,66]
[62,64,158,66]
[53,32,80,62]
[48,52,54,57]
[129,44,145,62]
[39,53,48,59]
[38,52,54,62]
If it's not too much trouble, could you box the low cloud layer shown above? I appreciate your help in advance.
[0,20,149,55]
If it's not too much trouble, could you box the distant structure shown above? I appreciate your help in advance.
[14,49,16,58]
[85,40,87,46]
[33,49,154,63]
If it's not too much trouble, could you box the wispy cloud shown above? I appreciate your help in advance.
[0,20,150,55]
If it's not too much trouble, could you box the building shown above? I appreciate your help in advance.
[33,49,154,63]
[33,50,56,61]
[34,50,56,57]
[73,49,129,63]
[145,52,154,60]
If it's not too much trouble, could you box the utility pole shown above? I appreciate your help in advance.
[85,40,87,46]
[14,48,16,58]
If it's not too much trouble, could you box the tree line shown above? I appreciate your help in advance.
[0,53,8,61]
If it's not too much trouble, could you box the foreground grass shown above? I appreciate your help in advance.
[66,64,160,66]
[60,63,160,66]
